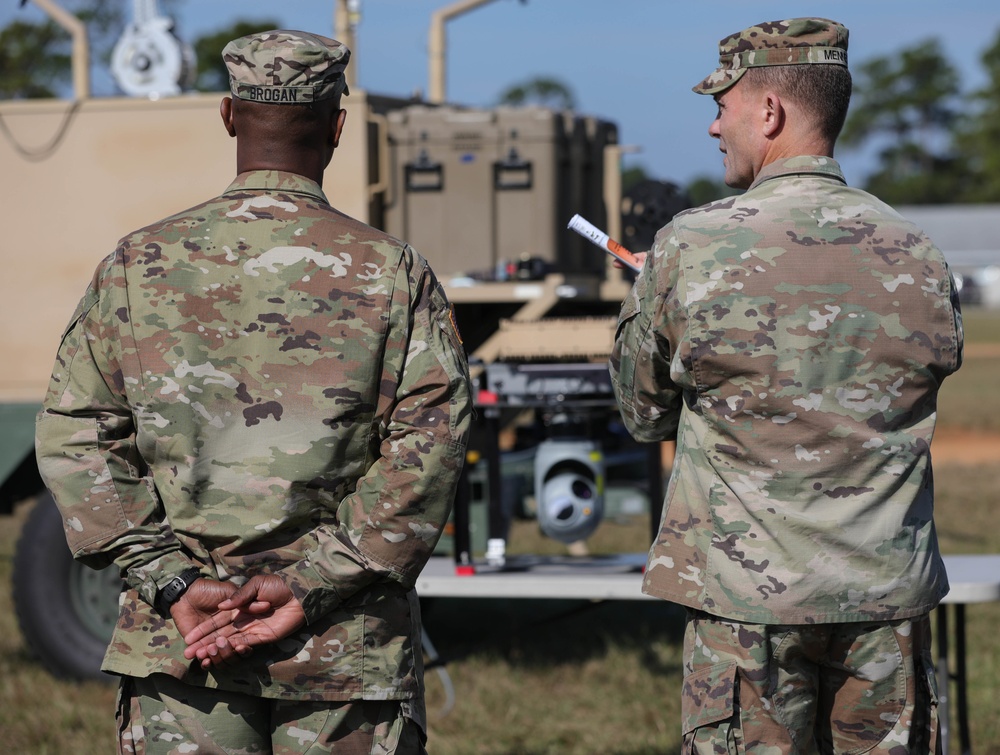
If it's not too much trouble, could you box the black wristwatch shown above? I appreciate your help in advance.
[155,567,203,616]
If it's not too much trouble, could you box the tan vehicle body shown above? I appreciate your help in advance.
[0,91,380,402]
[1,90,629,404]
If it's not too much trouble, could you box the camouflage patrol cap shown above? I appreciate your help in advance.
[693,18,849,95]
[223,30,351,104]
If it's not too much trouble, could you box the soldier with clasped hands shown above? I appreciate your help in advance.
[36,29,470,754]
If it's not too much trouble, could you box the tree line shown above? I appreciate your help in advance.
[678,31,1000,206]
[2,3,999,205]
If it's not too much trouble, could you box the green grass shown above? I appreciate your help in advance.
[960,308,1000,345]
[937,356,1000,433]
[935,308,1000,433]
[0,503,117,753]
[422,596,684,754]
[1,308,998,754]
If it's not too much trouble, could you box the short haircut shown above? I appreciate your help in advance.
[741,64,852,143]
[233,95,342,147]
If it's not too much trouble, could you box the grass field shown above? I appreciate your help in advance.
[1,310,998,754]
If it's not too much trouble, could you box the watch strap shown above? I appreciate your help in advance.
[155,567,203,616]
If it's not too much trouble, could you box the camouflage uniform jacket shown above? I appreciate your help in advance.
[35,170,472,710]
[610,156,963,625]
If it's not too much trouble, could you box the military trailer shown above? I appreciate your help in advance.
[0,0,685,680]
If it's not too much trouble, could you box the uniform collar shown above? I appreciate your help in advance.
[224,170,330,204]
[748,155,847,191]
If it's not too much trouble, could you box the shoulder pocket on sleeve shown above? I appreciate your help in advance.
[35,414,128,559]
[427,284,469,385]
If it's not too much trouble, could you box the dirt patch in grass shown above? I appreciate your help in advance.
[964,343,1000,358]
[933,427,1000,465]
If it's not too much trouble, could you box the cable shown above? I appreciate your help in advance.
[0,99,82,162]
[421,626,456,718]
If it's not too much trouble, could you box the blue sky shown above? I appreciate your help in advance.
[6,1,1000,186]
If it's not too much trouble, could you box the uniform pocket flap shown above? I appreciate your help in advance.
[681,660,738,735]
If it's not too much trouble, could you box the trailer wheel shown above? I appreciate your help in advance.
[12,492,120,682]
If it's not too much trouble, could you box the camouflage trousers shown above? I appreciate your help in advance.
[116,674,427,755]
[681,611,941,755]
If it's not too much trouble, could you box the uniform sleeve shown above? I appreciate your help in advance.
[279,252,473,623]
[35,254,200,608]
[610,223,685,442]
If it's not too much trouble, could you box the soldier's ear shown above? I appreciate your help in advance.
[761,91,784,138]
[220,97,236,138]
[332,108,347,149]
